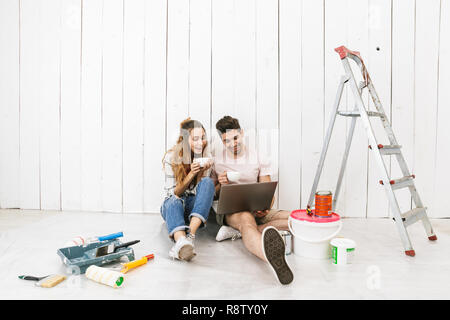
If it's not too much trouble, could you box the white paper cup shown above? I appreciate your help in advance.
[226,171,241,182]
[193,157,211,167]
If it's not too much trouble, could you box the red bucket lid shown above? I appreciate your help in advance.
[290,209,340,223]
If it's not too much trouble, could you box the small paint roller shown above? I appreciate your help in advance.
[64,232,124,247]
[85,265,125,289]
[120,254,154,274]
[19,274,66,288]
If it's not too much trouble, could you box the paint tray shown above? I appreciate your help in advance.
[57,239,135,274]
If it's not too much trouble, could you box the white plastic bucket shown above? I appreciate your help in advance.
[330,238,356,265]
[288,214,342,259]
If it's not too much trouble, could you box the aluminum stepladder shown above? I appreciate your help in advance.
[307,46,437,257]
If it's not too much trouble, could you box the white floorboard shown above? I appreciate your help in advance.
[0,209,449,300]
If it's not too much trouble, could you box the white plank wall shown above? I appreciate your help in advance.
[0,0,20,209]
[0,0,449,218]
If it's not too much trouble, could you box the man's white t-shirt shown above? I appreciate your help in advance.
[211,144,274,184]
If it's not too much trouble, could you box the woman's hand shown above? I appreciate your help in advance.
[189,162,202,177]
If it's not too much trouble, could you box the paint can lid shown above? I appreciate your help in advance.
[316,190,332,196]
[330,238,356,248]
[290,209,340,223]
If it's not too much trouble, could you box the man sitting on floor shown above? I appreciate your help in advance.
[211,115,294,285]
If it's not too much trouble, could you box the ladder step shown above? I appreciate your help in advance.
[379,175,415,190]
[337,111,385,118]
[368,144,402,155]
[402,208,427,227]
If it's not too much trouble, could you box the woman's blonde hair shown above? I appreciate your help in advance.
[163,118,209,185]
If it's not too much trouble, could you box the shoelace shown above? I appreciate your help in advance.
[186,233,196,241]
[231,232,241,241]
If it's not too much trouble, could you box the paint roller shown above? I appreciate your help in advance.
[64,231,124,247]
[85,254,154,288]
[85,265,125,288]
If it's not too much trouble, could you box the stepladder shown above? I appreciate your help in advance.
[307,45,437,257]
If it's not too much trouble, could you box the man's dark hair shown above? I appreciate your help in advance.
[215,116,241,135]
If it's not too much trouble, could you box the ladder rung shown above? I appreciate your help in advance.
[368,144,402,155]
[379,175,415,190]
[403,208,427,227]
[337,111,385,118]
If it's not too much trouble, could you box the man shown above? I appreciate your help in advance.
[211,116,294,285]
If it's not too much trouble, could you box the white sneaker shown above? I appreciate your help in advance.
[261,226,294,285]
[215,225,242,242]
[169,235,196,261]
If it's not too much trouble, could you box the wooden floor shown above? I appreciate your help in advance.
[1,209,449,300]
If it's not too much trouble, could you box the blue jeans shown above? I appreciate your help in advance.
[160,177,215,237]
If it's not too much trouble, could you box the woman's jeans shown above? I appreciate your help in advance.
[160,177,215,238]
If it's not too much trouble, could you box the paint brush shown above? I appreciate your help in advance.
[95,240,140,257]
[19,274,66,288]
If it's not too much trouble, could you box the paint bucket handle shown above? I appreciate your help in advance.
[288,216,343,244]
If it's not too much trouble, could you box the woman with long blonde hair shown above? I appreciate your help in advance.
[160,118,215,261]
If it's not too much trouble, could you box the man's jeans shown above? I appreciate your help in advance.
[160,177,215,237]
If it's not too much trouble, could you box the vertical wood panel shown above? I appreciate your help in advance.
[366,0,392,217]
[189,0,212,134]
[434,0,450,218]
[143,0,167,213]
[344,0,369,217]
[101,0,124,212]
[123,0,145,213]
[391,0,415,215]
[60,0,82,211]
[166,0,189,148]
[256,0,279,207]
[233,0,256,131]
[39,0,62,210]
[81,0,103,212]
[278,0,302,210]
[19,0,41,209]
[0,0,20,208]
[414,0,440,217]
[301,0,324,209]
[323,0,348,216]
[211,0,234,150]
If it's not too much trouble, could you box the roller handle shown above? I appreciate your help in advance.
[120,254,154,273]
[98,232,124,241]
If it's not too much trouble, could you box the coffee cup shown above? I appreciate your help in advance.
[226,171,241,182]
[193,157,211,168]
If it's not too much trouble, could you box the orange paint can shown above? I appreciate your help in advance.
[315,191,332,217]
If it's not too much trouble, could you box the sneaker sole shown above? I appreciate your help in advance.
[179,244,196,261]
[262,228,294,285]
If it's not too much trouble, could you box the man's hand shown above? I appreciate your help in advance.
[254,209,269,218]
[218,171,229,185]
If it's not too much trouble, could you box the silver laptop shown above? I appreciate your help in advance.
[216,181,278,215]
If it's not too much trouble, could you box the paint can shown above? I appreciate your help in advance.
[315,191,333,218]
[288,210,342,259]
[330,238,356,265]
[279,230,292,255]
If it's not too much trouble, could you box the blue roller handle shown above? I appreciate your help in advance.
[98,232,123,241]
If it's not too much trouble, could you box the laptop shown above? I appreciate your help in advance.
[215,181,278,215]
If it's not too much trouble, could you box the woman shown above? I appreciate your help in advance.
[160,118,215,261]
